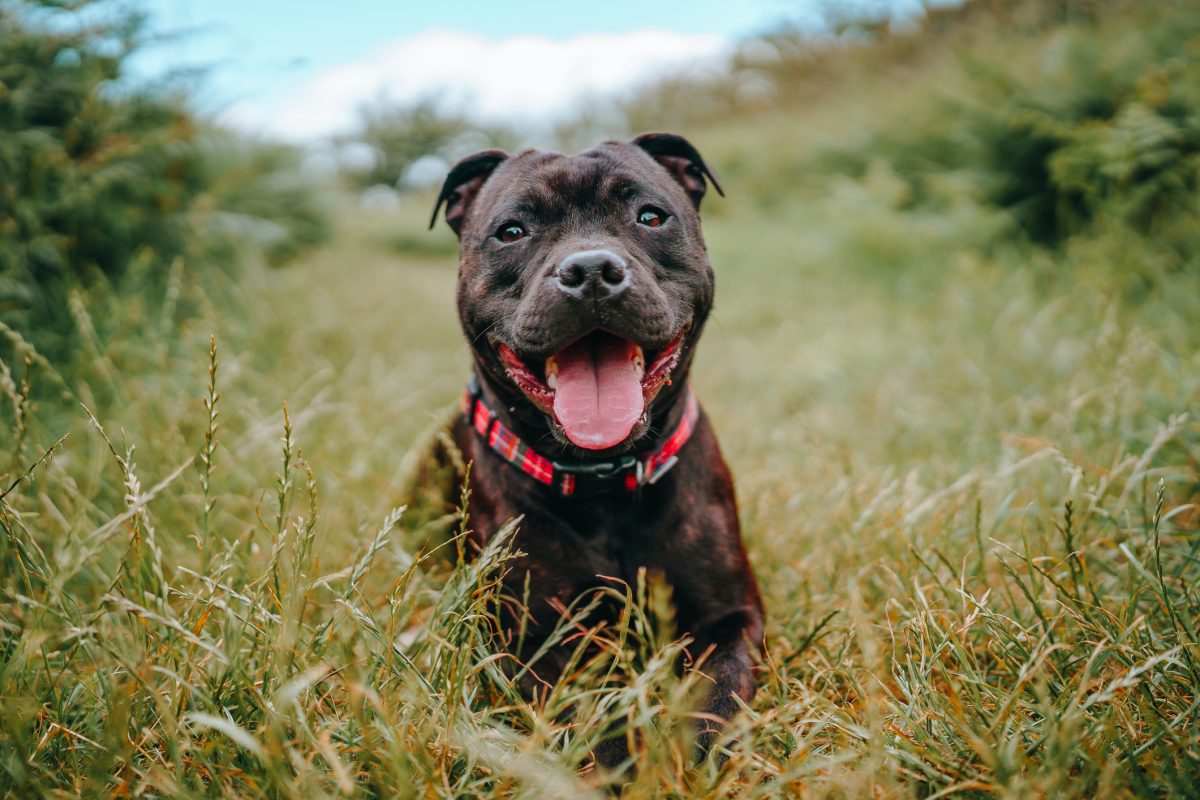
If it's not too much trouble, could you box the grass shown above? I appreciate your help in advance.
[3,6,1200,798]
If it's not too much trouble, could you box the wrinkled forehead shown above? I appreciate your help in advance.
[476,145,673,221]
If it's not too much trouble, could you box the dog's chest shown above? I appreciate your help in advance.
[481,490,665,593]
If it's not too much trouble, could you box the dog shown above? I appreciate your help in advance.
[429,132,764,766]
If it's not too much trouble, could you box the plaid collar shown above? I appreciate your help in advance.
[462,376,699,497]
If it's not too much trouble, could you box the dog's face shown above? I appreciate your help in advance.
[432,133,722,455]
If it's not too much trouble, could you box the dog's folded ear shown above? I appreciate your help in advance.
[632,132,724,209]
[429,150,508,236]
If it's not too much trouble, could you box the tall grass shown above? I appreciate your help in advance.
[2,189,1197,800]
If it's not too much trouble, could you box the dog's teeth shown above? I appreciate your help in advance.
[545,357,558,389]
[547,372,556,389]
[632,347,645,378]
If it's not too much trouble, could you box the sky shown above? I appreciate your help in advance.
[127,0,939,141]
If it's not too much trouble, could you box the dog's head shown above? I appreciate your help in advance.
[431,132,722,455]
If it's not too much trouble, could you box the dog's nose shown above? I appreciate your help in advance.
[555,250,629,298]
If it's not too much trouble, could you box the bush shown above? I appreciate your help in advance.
[0,1,331,356]
[0,1,202,347]
[962,13,1200,245]
[852,1,1200,247]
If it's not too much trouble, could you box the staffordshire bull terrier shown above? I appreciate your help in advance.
[430,132,764,765]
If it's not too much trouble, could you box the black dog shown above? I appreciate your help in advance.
[430,133,764,764]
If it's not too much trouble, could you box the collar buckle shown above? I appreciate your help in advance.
[552,453,638,479]
[643,455,678,486]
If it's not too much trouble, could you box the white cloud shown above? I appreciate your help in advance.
[219,29,731,141]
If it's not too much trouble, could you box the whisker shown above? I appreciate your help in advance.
[471,320,501,347]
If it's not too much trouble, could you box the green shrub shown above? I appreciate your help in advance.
[963,14,1200,245]
[0,1,331,357]
[0,1,201,347]
[855,1,1200,247]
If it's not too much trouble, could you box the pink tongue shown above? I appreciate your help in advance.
[552,333,644,450]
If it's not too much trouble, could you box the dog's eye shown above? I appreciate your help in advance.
[637,207,666,228]
[496,223,527,243]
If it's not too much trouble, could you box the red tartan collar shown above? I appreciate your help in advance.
[462,376,699,497]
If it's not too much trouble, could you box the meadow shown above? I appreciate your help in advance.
[2,1,1199,797]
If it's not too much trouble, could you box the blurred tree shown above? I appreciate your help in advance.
[0,0,330,353]
[338,98,518,190]
[341,99,468,189]
[195,130,331,268]
[0,0,202,344]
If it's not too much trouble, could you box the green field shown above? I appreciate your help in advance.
[2,2,1199,797]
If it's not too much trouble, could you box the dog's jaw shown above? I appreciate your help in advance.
[490,326,689,451]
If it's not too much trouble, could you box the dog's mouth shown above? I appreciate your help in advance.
[494,327,688,450]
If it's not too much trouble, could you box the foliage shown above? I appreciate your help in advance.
[338,99,515,190]
[600,0,1200,256]
[195,130,332,269]
[880,1,1200,246]
[0,0,199,347]
[0,0,330,356]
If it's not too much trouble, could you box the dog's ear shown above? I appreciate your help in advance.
[632,132,724,209]
[429,149,508,236]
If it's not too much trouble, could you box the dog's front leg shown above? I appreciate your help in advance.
[689,607,762,760]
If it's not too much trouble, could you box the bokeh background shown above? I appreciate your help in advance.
[2,1,1199,796]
